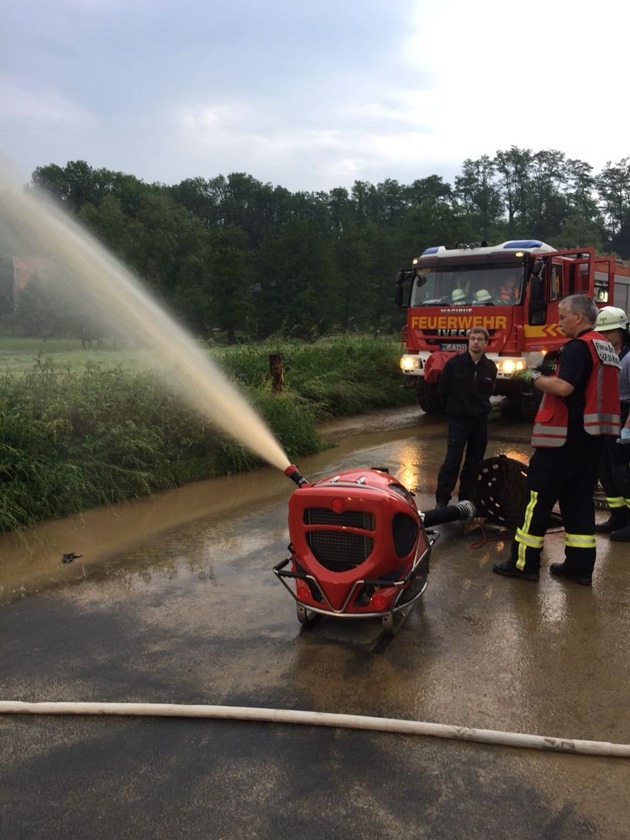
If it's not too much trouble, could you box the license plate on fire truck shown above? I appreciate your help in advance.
[439,343,467,351]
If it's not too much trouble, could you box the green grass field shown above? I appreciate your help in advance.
[0,337,159,375]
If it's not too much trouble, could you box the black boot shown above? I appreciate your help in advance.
[549,562,592,586]
[595,508,629,533]
[610,524,630,542]
[492,557,539,581]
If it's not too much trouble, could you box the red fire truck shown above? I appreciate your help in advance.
[395,239,630,418]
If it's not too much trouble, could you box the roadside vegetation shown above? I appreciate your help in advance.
[0,335,414,533]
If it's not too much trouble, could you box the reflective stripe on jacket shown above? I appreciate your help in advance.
[531,330,620,447]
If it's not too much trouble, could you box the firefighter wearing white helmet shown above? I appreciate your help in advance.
[595,304,630,539]
[596,305,630,332]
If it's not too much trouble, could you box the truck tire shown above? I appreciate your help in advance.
[417,379,443,415]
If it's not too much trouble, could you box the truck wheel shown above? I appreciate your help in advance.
[417,379,443,415]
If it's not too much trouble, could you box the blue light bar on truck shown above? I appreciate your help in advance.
[502,240,543,249]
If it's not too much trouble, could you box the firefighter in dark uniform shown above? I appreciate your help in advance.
[435,326,497,507]
[493,294,620,586]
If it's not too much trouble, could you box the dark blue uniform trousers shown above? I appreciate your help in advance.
[436,416,488,505]
[511,435,603,576]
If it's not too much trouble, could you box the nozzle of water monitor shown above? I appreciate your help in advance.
[284,465,309,487]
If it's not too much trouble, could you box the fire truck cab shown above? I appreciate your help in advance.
[395,239,630,418]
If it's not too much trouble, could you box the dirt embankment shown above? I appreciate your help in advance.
[318,405,422,440]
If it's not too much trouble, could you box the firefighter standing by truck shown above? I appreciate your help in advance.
[435,326,497,508]
[493,294,620,586]
[593,306,630,540]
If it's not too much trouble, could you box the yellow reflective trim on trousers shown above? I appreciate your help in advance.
[515,528,544,549]
[606,496,625,509]
[515,491,543,570]
[564,533,596,549]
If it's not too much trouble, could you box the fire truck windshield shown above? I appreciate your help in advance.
[412,265,524,306]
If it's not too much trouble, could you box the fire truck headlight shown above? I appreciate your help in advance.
[496,358,527,376]
[400,355,420,372]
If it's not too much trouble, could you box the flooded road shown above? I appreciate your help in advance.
[1,406,629,840]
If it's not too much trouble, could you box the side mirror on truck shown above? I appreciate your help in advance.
[528,258,547,325]
[530,258,544,301]
[395,269,413,307]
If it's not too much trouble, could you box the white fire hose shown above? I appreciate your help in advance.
[1,701,629,757]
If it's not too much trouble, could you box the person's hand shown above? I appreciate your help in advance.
[616,427,630,444]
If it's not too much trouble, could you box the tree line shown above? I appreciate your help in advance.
[2,147,630,342]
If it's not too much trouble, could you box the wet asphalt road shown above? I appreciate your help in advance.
[1,407,629,840]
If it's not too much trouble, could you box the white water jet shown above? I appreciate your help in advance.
[0,162,291,472]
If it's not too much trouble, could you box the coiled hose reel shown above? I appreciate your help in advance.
[471,455,529,529]
[471,454,572,529]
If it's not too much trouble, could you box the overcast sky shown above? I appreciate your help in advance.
[2,0,628,193]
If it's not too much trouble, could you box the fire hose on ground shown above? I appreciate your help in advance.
[0,701,628,758]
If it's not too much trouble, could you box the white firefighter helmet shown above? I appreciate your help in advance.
[475,289,492,303]
[596,305,629,332]
[451,288,466,303]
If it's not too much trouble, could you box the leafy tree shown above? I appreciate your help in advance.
[206,226,252,343]
[494,146,533,227]
[454,156,503,237]
[31,160,100,212]
[361,220,402,337]
[564,159,600,222]
[405,175,453,207]
[554,213,604,251]
[523,150,568,240]
[596,158,630,239]
[610,223,630,259]
[333,216,369,332]
[255,218,337,339]
[397,198,475,259]
[78,194,139,261]
[32,160,153,217]
[351,178,410,227]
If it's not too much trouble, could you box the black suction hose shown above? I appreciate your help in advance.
[423,501,476,527]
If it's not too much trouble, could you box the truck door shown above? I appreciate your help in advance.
[567,260,590,295]
[528,259,567,326]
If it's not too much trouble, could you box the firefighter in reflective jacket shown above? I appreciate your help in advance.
[493,294,620,585]
[592,306,630,537]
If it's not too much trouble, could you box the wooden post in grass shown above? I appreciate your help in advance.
[269,353,284,392]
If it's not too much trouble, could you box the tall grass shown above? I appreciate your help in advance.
[0,336,414,531]
[216,336,411,418]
